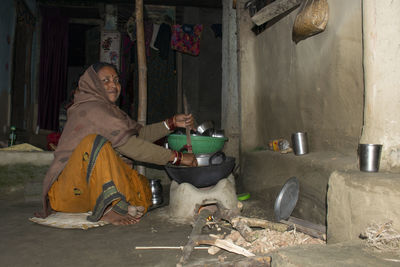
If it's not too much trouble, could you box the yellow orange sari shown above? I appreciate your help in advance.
[48,134,152,221]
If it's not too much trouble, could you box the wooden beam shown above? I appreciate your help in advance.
[136,0,147,176]
[251,0,301,26]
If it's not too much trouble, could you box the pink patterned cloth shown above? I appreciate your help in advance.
[171,24,203,56]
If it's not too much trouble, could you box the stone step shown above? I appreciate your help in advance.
[0,151,53,166]
[270,241,399,267]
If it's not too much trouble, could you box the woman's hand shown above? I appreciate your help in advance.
[181,153,198,167]
[169,151,198,167]
[174,114,195,130]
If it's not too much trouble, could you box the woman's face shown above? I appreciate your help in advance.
[97,66,121,103]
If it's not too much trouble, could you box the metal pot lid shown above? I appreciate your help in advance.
[274,177,299,222]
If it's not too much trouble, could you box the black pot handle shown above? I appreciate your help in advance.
[209,151,226,166]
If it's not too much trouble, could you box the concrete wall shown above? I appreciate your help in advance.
[238,0,363,155]
[327,171,400,243]
[361,0,400,172]
[237,0,366,226]
[182,7,222,128]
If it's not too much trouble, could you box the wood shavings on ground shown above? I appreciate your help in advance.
[210,228,325,255]
[0,143,43,151]
[360,221,400,253]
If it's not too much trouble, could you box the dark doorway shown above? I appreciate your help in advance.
[66,23,100,99]
[11,0,35,130]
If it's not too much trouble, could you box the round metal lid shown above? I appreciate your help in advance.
[274,177,299,222]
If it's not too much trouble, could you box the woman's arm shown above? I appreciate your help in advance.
[116,134,197,166]
[137,114,195,142]
[138,122,171,142]
[115,134,173,165]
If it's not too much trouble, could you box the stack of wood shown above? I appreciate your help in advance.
[177,204,326,266]
[207,226,325,256]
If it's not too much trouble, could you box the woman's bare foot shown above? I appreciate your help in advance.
[128,206,145,219]
[100,207,140,226]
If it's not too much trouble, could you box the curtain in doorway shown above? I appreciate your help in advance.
[38,7,69,131]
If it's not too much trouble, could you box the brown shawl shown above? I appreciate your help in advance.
[37,66,142,217]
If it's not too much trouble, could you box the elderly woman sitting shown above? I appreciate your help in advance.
[37,62,197,225]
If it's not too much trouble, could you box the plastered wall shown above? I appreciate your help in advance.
[238,0,364,155]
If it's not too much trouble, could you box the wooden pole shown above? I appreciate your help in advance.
[183,95,192,153]
[135,0,147,175]
[176,52,183,114]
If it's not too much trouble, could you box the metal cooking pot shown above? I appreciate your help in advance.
[201,128,225,138]
[164,156,235,188]
[196,151,226,167]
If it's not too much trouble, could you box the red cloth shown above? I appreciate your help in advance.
[46,132,61,150]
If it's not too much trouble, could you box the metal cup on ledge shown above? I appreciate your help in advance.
[291,132,308,156]
[358,144,382,172]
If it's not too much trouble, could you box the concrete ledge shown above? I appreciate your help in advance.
[0,151,53,166]
[240,150,357,225]
[327,170,400,243]
[270,241,400,267]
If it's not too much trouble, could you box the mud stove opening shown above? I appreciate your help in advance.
[168,174,238,223]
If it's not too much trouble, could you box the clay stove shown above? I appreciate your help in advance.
[168,174,238,222]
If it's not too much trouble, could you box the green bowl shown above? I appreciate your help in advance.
[167,134,228,154]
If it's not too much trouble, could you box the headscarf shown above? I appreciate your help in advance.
[36,65,142,217]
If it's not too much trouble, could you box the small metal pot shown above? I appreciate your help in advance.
[196,151,226,167]
[197,121,214,134]
[211,129,225,138]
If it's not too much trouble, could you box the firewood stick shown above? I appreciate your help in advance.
[178,209,214,265]
[135,246,209,250]
[215,204,256,242]
[232,217,289,232]
[194,235,255,257]
[231,219,256,242]
[207,245,221,255]
[280,219,326,240]
[215,204,288,242]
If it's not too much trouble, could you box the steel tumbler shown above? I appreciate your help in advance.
[358,144,382,172]
[291,132,308,156]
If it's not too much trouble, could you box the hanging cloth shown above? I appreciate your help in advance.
[170,24,203,56]
[150,23,161,51]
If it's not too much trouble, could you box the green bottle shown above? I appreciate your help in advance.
[8,126,16,146]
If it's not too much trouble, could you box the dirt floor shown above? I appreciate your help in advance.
[0,184,272,267]
[1,167,399,267]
